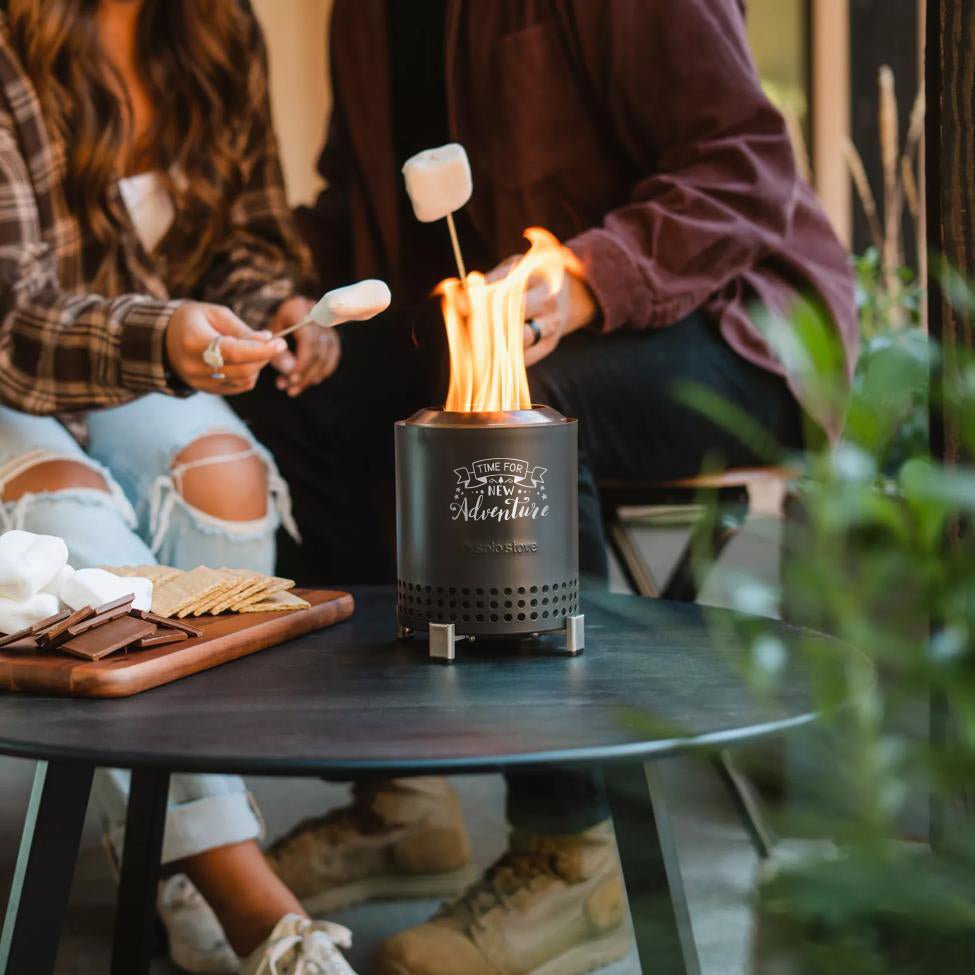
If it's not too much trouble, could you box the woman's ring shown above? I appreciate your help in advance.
[202,335,225,373]
[527,319,542,347]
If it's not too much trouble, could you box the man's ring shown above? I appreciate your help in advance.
[202,336,225,373]
[527,319,542,347]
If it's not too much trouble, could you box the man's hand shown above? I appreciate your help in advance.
[270,296,342,397]
[488,258,598,367]
[165,302,287,395]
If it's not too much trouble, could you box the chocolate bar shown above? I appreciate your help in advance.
[59,616,156,661]
[0,608,72,649]
[37,606,95,648]
[66,597,135,637]
[91,594,135,615]
[130,609,203,638]
[134,628,189,649]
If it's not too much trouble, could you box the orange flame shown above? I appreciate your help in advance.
[438,227,583,412]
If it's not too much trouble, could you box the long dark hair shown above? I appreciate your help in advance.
[7,0,253,288]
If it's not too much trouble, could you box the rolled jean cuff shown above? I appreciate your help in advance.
[107,789,264,865]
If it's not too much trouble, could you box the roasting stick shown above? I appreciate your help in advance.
[276,279,392,339]
[402,143,474,283]
[445,212,467,280]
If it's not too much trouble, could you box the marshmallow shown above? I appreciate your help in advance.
[0,592,60,635]
[307,280,392,329]
[42,564,75,597]
[402,143,473,223]
[0,530,69,601]
[61,567,153,613]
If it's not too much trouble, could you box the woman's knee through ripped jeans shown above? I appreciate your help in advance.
[0,393,295,863]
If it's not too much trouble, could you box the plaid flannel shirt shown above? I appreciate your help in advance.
[0,11,312,415]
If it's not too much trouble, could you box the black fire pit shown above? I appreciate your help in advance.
[395,406,584,660]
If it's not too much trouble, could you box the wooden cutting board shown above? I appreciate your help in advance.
[0,589,353,699]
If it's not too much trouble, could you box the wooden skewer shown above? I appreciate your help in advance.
[446,212,468,281]
[275,316,320,340]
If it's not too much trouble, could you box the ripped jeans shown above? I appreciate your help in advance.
[0,393,296,864]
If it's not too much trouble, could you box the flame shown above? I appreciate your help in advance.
[438,227,583,412]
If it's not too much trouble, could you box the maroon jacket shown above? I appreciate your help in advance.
[299,0,857,438]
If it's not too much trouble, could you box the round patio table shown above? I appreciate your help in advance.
[0,587,838,975]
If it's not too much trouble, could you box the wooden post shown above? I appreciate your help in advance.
[811,0,852,246]
[925,0,975,846]
[926,0,975,462]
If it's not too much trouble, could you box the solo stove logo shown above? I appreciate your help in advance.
[450,457,550,523]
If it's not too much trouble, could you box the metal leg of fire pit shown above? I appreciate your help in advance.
[429,622,458,662]
[397,623,414,640]
[566,614,585,655]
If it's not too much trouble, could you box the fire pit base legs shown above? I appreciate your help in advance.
[566,614,585,655]
[424,615,585,662]
[397,623,414,640]
[429,622,458,662]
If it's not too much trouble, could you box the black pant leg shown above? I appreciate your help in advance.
[528,310,802,488]
[508,310,803,837]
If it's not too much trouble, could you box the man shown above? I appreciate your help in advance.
[236,2,856,972]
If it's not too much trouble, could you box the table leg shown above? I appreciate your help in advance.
[604,761,700,975]
[110,768,170,975]
[0,760,94,975]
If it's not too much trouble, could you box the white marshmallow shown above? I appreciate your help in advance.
[61,567,152,613]
[0,530,69,601]
[402,143,473,223]
[307,280,392,328]
[42,564,75,597]
[0,530,36,558]
[0,592,60,635]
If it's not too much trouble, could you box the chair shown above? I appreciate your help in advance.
[600,467,795,860]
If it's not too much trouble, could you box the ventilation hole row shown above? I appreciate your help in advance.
[398,581,576,596]
[400,594,576,608]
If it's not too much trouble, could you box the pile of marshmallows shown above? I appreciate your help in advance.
[0,530,151,636]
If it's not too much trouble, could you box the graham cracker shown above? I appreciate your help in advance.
[178,573,240,618]
[230,575,296,611]
[238,590,310,613]
[210,573,265,614]
[153,566,228,619]
[104,564,183,587]
[192,571,257,616]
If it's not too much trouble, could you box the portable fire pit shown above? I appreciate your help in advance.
[396,405,583,660]
[395,227,586,661]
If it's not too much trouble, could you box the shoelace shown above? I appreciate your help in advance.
[270,804,390,858]
[442,851,565,930]
[254,918,354,975]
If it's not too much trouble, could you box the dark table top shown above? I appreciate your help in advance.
[0,588,839,776]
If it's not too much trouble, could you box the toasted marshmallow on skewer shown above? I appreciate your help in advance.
[276,279,392,338]
[402,143,473,223]
[402,143,474,281]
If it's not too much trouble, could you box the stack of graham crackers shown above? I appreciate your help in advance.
[105,566,311,619]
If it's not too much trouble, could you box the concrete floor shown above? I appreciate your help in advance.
[0,504,783,974]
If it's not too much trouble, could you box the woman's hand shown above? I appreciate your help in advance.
[165,302,287,395]
[270,297,342,397]
[487,259,598,367]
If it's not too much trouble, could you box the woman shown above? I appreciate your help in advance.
[0,1,353,972]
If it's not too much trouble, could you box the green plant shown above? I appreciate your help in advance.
[678,302,975,972]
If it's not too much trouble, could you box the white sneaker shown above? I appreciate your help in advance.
[157,874,238,975]
[239,913,358,975]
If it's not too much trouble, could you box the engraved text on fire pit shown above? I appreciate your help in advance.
[451,457,550,522]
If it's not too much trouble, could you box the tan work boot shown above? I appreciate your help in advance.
[266,777,475,915]
[373,821,630,975]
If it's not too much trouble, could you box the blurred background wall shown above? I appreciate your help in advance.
[252,0,333,207]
